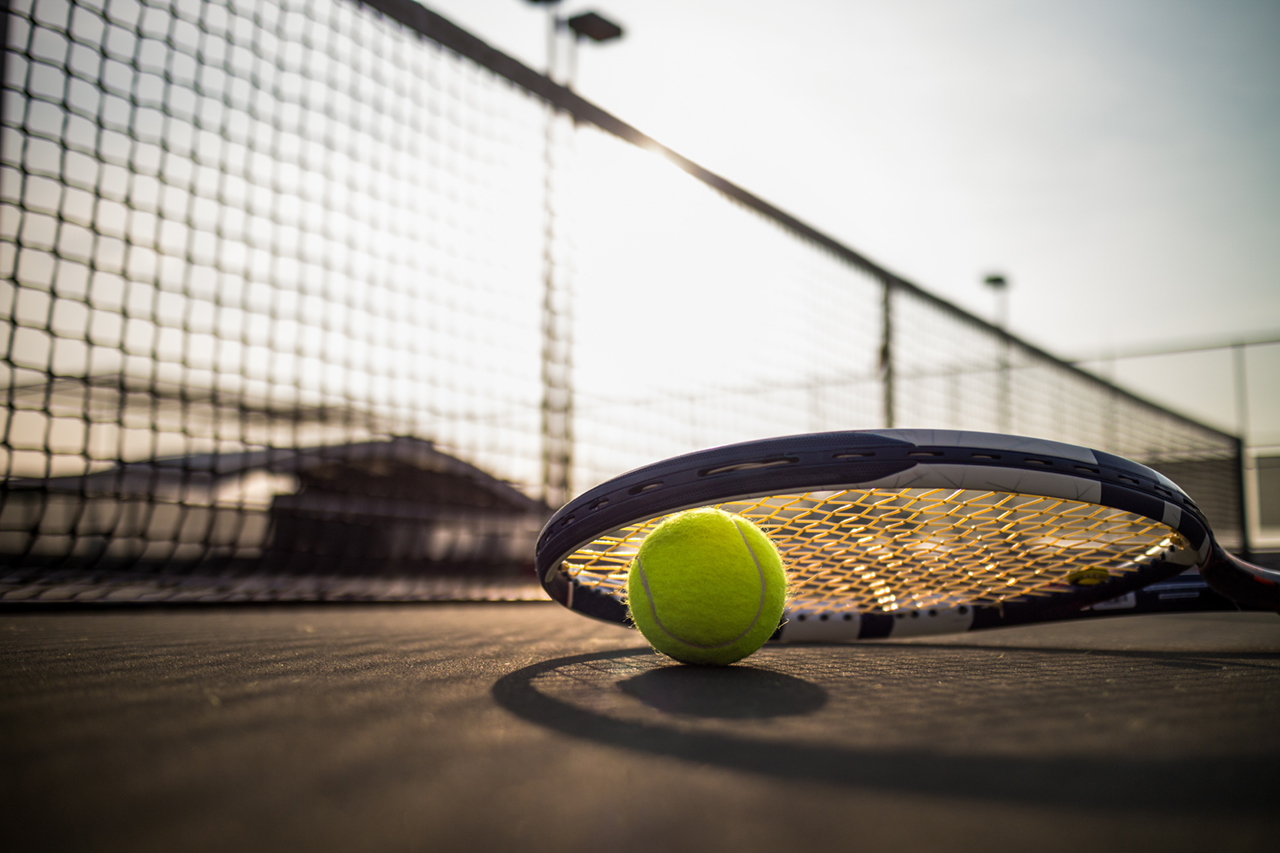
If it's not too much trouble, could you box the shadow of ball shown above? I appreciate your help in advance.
[618,665,828,719]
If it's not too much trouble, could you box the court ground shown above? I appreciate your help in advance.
[3,603,1279,852]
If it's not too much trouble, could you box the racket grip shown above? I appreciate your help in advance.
[1200,548,1280,612]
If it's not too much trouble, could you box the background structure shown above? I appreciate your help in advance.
[0,0,1264,601]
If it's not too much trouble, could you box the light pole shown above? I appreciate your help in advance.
[984,273,1011,432]
[531,2,623,87]
[525,2,623,508]
[983,273,1009,330]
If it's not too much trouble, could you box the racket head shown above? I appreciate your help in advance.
[536,430,1226,638]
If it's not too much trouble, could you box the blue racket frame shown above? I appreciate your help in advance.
[536,430,1279,640]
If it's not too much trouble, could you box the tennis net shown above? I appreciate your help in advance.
[0,0,1248,602]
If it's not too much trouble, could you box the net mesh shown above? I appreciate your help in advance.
[560,490,1190,615]
[0,0,1245,602]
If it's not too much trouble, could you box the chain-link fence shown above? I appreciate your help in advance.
[0,0,1246,601]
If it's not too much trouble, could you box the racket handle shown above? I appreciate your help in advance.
[1200,548,1280,612]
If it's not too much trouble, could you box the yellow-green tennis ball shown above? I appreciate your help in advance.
[626,507,787,666]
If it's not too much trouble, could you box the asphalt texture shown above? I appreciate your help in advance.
[3,603,1280,853]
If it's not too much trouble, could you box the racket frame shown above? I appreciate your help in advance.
[535,430,1272,639]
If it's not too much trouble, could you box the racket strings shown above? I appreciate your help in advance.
[560,488,1189,613]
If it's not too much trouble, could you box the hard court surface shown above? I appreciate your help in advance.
[3,602,1279,852]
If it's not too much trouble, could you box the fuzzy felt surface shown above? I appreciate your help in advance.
[627,508,787,665]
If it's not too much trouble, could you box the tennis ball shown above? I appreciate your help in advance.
[627,507,787,666]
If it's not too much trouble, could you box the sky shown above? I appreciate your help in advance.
[419,0,1280,447]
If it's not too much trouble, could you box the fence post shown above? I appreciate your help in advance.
[880,277,895,429]
[1236,436,1254,560]
[539,101,573,509]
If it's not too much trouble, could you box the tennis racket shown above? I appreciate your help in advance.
[535,429,1279,641]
